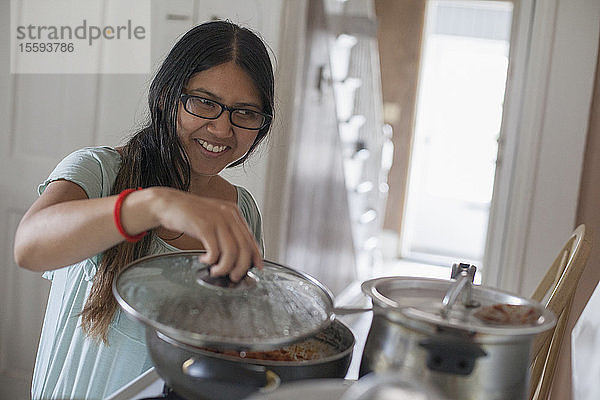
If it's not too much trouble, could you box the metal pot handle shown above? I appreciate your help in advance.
[440,263,479,317]
[182,357,280,391]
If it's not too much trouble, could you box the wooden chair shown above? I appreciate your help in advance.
[528,224,593,400]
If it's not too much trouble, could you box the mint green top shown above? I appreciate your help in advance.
[31,146,264,400]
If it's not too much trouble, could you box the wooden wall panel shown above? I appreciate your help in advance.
[551,35,600,400]
[374,0,426,233]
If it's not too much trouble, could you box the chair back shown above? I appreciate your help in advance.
[529,224,592,400]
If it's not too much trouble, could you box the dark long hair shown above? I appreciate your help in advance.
[81,21,275,342]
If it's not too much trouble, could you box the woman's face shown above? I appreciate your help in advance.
[177,61,262,177]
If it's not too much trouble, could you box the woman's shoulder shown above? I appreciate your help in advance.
[234,185,263,252]
[212,176,259,215]
[54,146,121,172]
[235,185,257,206]
[39,146,122,198]
[68,146,121,163]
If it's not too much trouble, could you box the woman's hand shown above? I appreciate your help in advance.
[148,187,263,281]
[14,182,262,279]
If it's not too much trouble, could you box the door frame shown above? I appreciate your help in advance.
[484,0,600,295]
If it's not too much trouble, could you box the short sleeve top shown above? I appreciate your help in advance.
[31,146,264,400]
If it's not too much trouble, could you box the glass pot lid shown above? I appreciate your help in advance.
[361,277,556,336]
[113,251,335,350]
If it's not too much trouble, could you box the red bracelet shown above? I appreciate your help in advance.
[114,188,147,243]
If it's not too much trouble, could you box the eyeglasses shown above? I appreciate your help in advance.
[180,94,272,130]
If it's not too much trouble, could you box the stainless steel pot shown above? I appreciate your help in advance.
[359,264,556,400]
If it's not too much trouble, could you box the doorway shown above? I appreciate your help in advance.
[376,0,516,275]
[402,0,513,266]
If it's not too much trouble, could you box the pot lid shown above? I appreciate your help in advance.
[113,251,335,350]
[361,277,556,336]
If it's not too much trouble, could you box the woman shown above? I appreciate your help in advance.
[13,20,274,399]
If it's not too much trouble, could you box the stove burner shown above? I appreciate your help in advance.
[138,384,186,400]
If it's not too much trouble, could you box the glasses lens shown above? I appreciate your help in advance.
[185,97,221,119]
[231,110,266,130]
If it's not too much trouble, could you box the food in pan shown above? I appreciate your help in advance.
[473,303,541,325]
[200,338,338,362]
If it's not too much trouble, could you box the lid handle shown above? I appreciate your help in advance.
[196,267,257,289]
[441,263,478,318]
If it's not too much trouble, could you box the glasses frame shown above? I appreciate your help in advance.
[180,94,272,130]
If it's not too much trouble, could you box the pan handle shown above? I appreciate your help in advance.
[182,357,280,390]
[332,306,373,315]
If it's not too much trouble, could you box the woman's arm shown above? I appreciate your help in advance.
[14,180,262,280]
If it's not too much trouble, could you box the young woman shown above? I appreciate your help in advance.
[13,20,274,399]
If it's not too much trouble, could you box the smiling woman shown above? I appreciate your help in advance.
[176,62,268,177]
[12,20,274,400]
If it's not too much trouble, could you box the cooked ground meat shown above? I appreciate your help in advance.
[473,303,541,325]
[200,338,337,362]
